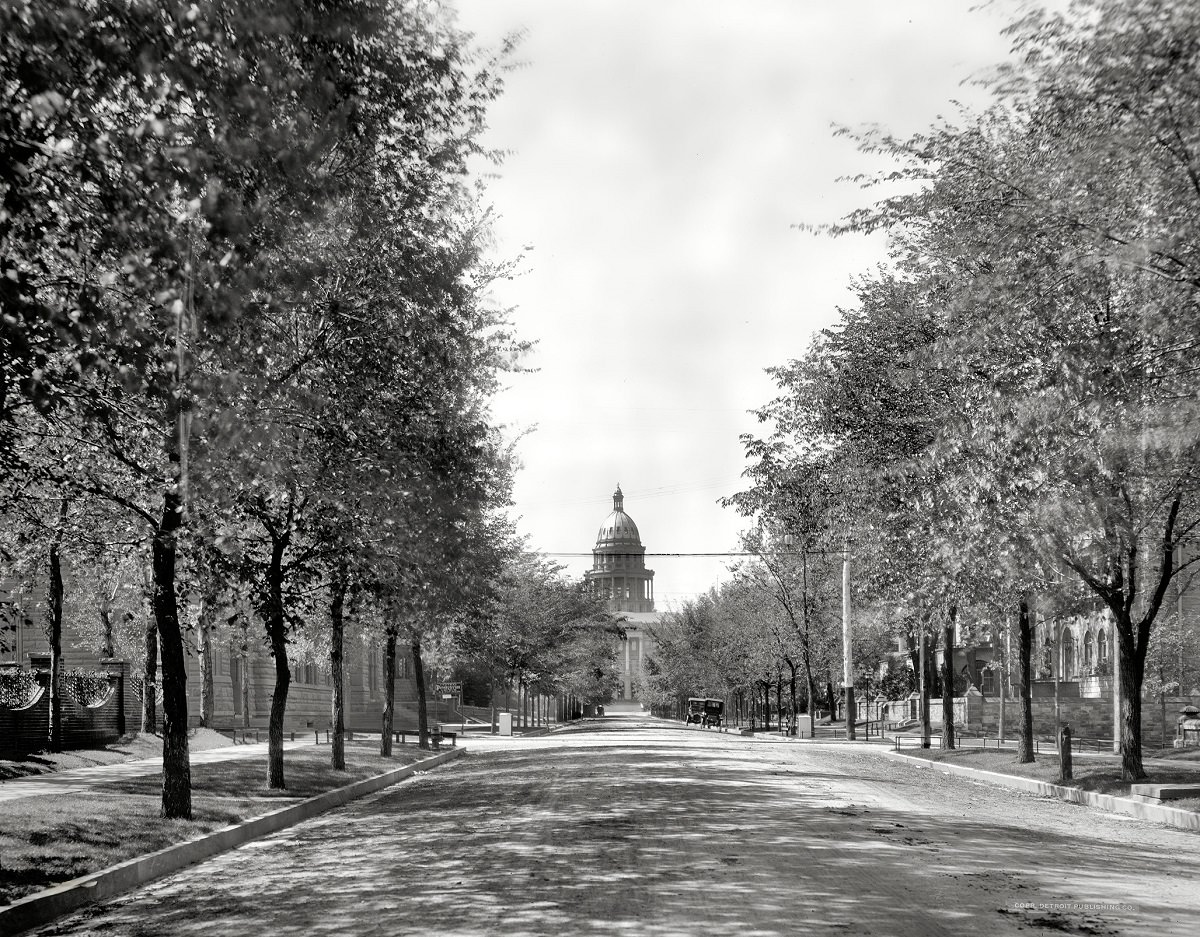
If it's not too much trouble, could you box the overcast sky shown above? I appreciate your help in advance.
[451,0,1029,607]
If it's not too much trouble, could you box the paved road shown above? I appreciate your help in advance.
[35,715,1200,936]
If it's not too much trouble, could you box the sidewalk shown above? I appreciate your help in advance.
[0,743,462,936]
[888,734,1200,771]
[886,748,1200,831]
[0,739,316,803]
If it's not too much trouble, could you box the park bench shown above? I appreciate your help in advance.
[394,728,457,748]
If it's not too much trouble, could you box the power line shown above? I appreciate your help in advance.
[539,551,845,558]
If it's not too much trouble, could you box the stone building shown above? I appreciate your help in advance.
[584,486,659,702]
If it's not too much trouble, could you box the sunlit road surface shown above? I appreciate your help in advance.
[37,715,1199,937]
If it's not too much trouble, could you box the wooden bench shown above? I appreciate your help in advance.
[394,728,456,748]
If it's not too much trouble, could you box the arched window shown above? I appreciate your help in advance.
[1098,629,1109,664]
[1060,629,1076,679]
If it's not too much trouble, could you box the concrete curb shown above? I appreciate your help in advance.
[884,749,1200,832]
[1,747,465,936]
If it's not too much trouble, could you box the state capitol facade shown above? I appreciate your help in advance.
[585,486,659,702]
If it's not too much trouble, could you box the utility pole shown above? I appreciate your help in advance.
[843,535,855,741]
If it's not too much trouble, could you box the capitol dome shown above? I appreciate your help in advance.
[595,487,642,547]
[585,485,655,614]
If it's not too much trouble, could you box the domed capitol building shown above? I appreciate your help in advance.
[584,486,660,702]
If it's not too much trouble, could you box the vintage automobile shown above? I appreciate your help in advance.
[702,698,724,729]
[685,697,725,728]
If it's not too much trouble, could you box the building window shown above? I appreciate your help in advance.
[1060,629,1076,680]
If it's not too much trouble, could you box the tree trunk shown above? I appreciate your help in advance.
[142,615,158,734]
[99,589,115,659]
[921,631,932,749]
[329,573,346,771]
[153,486,192,819]
[1115,614,1146,780]
[240,616,251,729]
[412,634,429,750]
[1018,597,1035,764]
[998,658,1006,744]
[788,659,798,732]
[196,600,214,729]
[380,628,396,756]
[905,627,920,680]
[265,534,290,790]
[941,607,956,750]
[47,502,66,754]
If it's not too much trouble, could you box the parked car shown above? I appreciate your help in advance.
[685,697,725,728]
[702,698,724,728]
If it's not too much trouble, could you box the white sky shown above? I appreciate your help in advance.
[452,0,1028,607]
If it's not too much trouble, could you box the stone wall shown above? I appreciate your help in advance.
[0,668,127,758]
[0,688,50,758]
[965,693,1200,748]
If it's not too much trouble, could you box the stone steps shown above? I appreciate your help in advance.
[1130,783,1200,804]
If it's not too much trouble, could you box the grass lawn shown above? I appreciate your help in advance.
[0,740,432,906]
[900,746,1200,805]
[0,728,238,781]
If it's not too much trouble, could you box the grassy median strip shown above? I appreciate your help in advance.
[0,741,429,906]
[901,746,1200,811]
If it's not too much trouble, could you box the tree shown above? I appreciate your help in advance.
[728,525,843,719]
[783,0,1200,779]
[1,0,520,814]
[457,552,615,727]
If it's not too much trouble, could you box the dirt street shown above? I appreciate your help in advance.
[34,715,1200,936]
